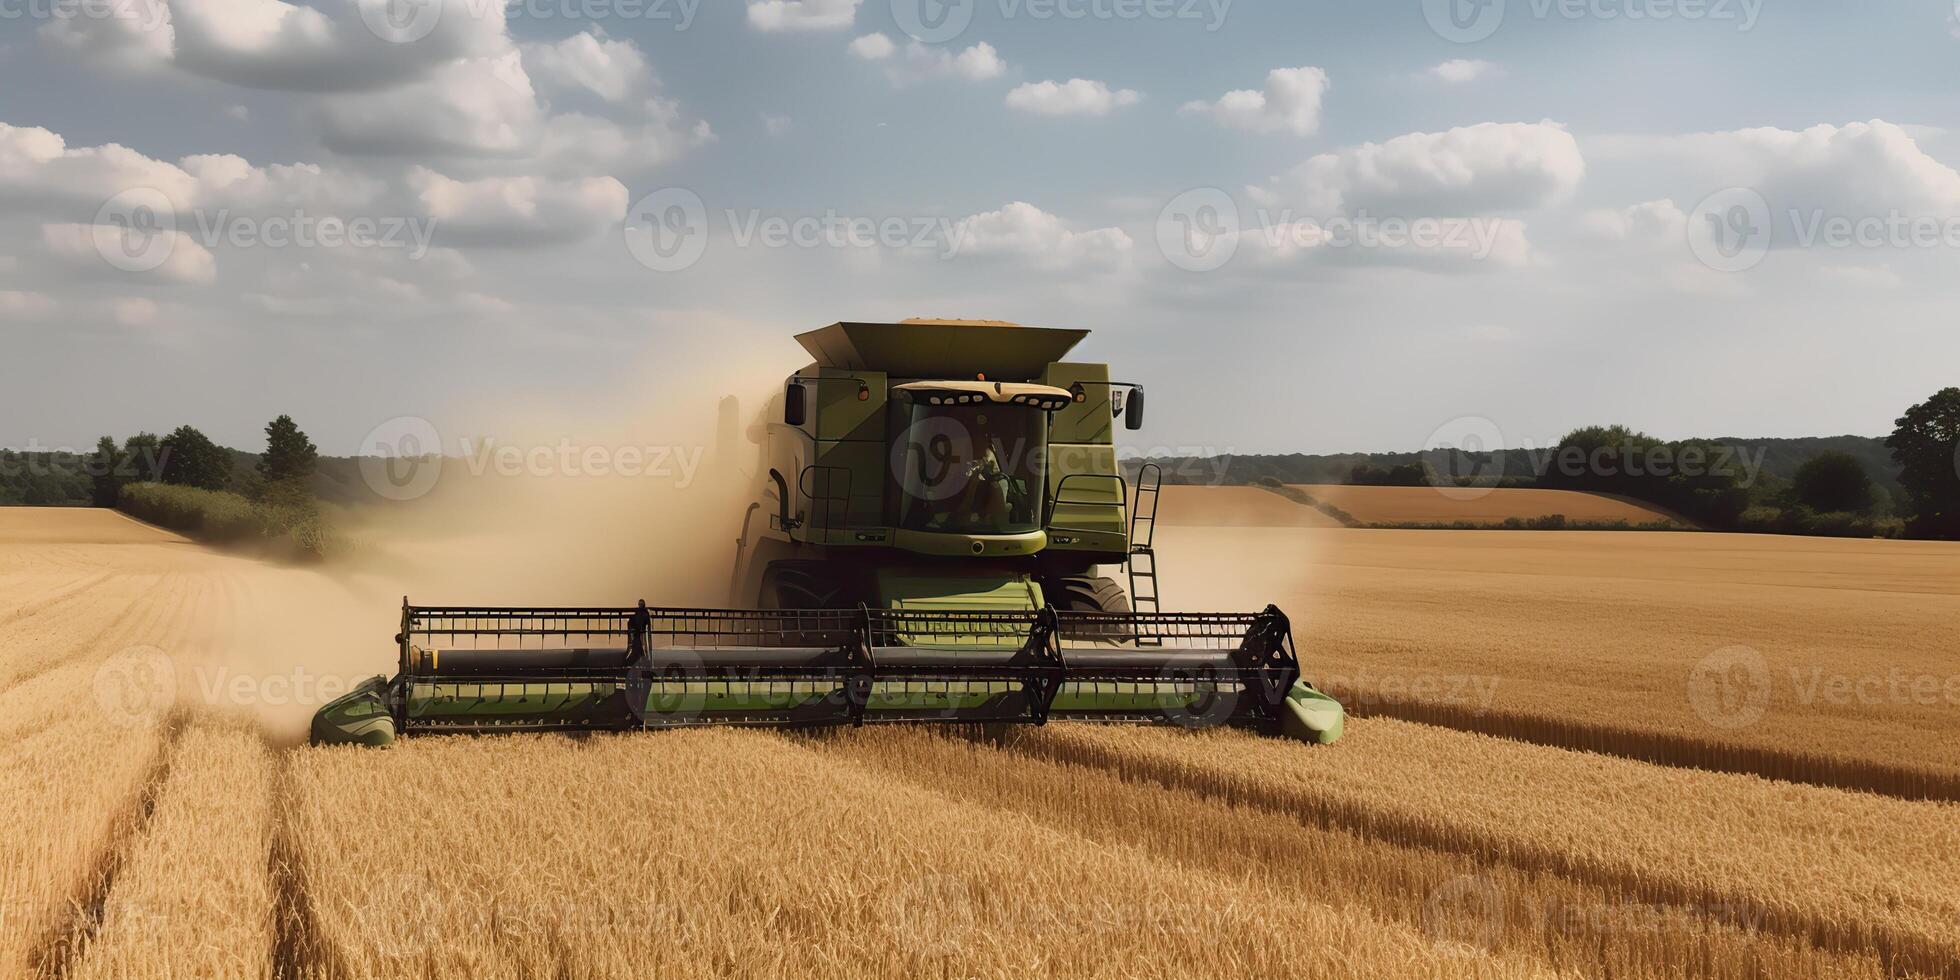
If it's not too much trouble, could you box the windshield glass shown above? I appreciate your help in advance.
[894,402,1046,535]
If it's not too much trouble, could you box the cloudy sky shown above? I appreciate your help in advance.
[2,0,1958,458]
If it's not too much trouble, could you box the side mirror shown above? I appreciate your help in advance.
[784,383,807,427]
[1124,386,1146,430]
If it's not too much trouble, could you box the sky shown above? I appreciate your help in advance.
[1,0,1958,459]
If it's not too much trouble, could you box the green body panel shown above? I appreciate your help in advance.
[312,676,397,746]
[872,567,1043,611]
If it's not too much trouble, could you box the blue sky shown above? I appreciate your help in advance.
[2,0,1958,458]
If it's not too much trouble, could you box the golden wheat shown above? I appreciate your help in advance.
[814,726,1917,980]
[1291,485,1679,526]
[283,730,1576,980]
[64,720,276,980]
[1159,517,1960,795]
[998,721,1960,975]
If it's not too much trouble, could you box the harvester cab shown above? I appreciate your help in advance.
[311,320,1344,748]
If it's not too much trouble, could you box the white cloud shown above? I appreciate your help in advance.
[1580,199,1687,243]
[1181,66,1328,137]
[747,0,861,31]
[522,32,652,104]
[1254,121,1585,216]
[114,296,160,325]
[1429,59,1497,84]
[314,52,541,159]
[1005,79,1140,117]
[1594,120,1960,216]
[0,290,55,316]
[853,35,1005,85]
[953,201,1133,272]
[405,168,628,246]
[1234,216,1533,271]
[847,32,895,60]
[44,0,510,92]
[309,43,709,175]
[40,222,219,284]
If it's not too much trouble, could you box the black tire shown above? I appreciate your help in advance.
[757,562,846,610]
[1050,574,1131,614]
[1049,575,1133,645]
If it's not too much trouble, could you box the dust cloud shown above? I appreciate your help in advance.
[220,337,791,742]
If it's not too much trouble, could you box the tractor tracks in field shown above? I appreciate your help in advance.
[29,716,184,980]
[0,571,115,629]
[1331,694,1960,804]
[862,727,1960,980]
[271,752,329,980]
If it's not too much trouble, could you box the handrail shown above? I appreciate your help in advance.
[1046,472,1129,540]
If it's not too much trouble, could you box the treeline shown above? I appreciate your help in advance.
[6,416,348,559]
[1128,387,1960,540]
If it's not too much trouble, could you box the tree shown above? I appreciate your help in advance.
[1886,387,1960,539]
[88,436,126,507]
[122,432,164,483]
[159,425,232,491]
[1791,452,1875,514]
[257,415,318,485]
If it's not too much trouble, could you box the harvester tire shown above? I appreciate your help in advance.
[759,562,845,609]
[1051,575,1131,614]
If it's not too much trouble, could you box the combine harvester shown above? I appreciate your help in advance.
[313,320,1343,747]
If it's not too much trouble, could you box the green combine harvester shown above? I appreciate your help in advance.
[312,320,1343,747]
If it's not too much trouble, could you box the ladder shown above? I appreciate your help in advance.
[1128,463,1163,618]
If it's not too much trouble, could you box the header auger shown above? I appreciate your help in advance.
[313,320,1343,746]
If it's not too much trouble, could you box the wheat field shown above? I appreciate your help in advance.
[0,502,1954,979]
[1291,485,1680,526]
